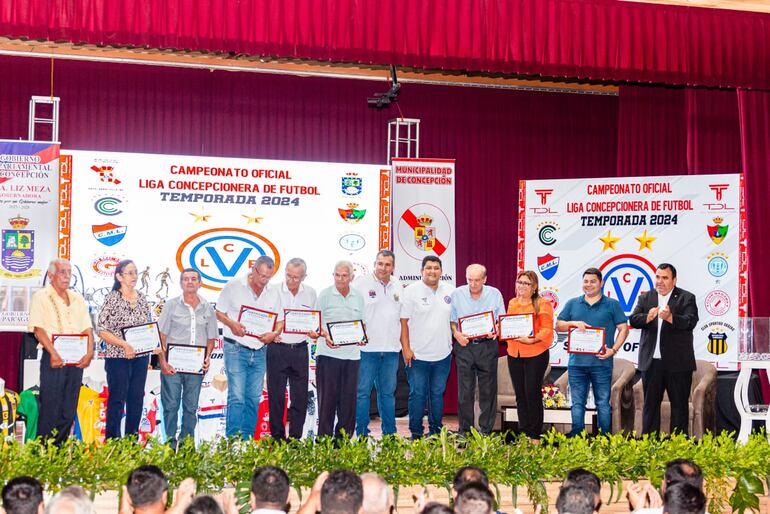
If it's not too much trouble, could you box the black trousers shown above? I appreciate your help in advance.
[507,350,549,439]
[38,350,83,445]
[454,339,498,433]
[316,355,359,438]
[266,342,309,439]
[642,359,693,436]
[104,355,150,439]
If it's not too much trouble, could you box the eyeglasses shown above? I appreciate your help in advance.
[516,280,533,286]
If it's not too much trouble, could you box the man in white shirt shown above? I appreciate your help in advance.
[250,466,291,514]
[268,257,317,440]
[400,256,455,438]
[353,250,402,437]
[216,256,284,439]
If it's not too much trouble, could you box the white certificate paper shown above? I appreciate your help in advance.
[498,314,535,340]
[121,322,161,355]
[567,327,606,354]
[167,344,206,374]
[327,320,367,346]
[238,306,277,339]
[458,311,496,340]
[52,334,88,365]
[284,309,322,334]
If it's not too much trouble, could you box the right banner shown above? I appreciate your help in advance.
[518,174,746,371]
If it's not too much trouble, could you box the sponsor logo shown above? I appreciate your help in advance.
[339,233,366,252]
[703,183,734,211]
[413,214,437,252]
[535,189,553,204]
[90,165,121,185]
[338,203,366,223]
[540,287,559,310]
[530,188,558,215]
[368,289,377,298]
[536,253,560,280]
[709,184,729,201]
[707,217,728,244]
[341,174,362,196]
[1,216,35,274]
[705,290,731,316]
[537,222,558,246]
[444,296,451,304]
[92,223,127,247]
[600,254,656,316]
[707,331,728,355]
[94,196,122,216]
[92,255,121,277]
[397,203,452,260]
[707,253,728,278]
[176,228,280,291]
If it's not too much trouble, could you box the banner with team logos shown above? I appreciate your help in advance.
[0,141,61,330]
[392,158,456,285]
[518,174,746,371]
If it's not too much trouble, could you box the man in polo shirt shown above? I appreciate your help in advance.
[314,260,365,438]
[158,268,218,448]
[268,257,317,440]
[450,264,505,435]
[400,255,455,438]
[28,259,94,445]
[556,267,629,436]
[353,250,402,437]
[216,256,284,439]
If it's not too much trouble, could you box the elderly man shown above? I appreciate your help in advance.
[450,264,505,435]
[157,268,218,448]
[314,260,365,438]
[28,259,94,444]
[216,255,284,438]
[268,258,317,440]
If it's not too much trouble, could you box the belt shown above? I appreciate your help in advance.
[277,340,309,348]
[223,336,263,351]
[469,337,497,345]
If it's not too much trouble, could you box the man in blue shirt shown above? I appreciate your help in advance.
[556,267,629,436]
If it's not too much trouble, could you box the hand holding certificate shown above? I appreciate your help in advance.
[238,306,277,340]
[458,311,497,340]
[284,309,322,334]
[121,322,161,356]
[567,326,606,354]
[326,320,368,346]
[167,344,207,374]
[52,334,89,366]
[498,314,535,340]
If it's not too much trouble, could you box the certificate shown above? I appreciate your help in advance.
[498,314,535,340]
[238,306,277,339]
[458,311,496,340]
[567,327,607,354]
[52,334,88,365]
[167,344,207,374]
[121,322,161,355]
[326,320,368,346]
[284,309,322,334]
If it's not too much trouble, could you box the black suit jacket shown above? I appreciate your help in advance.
[628,286,699,372]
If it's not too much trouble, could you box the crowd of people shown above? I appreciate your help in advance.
[0,459,708,514]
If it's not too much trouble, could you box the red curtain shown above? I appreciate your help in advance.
[2,0,770,89]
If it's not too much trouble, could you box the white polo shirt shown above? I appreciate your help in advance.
[216,275,283,350]
[277,281,318,345]
[400,280,454,362]
[353,273,403,353]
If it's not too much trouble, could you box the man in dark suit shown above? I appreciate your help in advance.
[629,263,699,436]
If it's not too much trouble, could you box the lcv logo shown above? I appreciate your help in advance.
[600,254,656,315]
[176,228,281,291]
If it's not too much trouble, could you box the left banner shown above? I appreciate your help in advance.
[0,141,60,330]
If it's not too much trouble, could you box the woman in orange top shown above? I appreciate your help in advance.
[505,270,554,439]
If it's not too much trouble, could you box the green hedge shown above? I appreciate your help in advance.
[1,430,768,514]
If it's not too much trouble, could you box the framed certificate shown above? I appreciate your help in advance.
[567,327,606,354]
[458,311,496,340]
[238,306,277,339]
[121,322,161,355]
[284,309,322,334]
[498,313,535,340]
[326,320,368,346]
[52,334,89,365]
[167,343,207,374]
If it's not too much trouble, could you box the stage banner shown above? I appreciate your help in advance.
[392,158,456,285]
[0,141,60,330]
[518,174,746,371]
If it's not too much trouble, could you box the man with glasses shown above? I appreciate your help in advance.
[268,258,317,440]
[216,256,284,439]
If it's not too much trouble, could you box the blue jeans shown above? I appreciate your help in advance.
[224,340,266,438]
[161,372,203,446]
[568,365,612,436]
[405,355,452,437]
[356,351,400,436]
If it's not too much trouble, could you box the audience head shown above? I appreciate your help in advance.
[359,473,392,514]
[126,465,169,509]
[420,503,453,514]
[250,466,290,511]
[183,496,223,514]
[563,469,601,511]
[556,485,597,514]
[453,482,493,514]
[452,466,489,494]
[2,477,44,514]
[45,487,93,514]
[663,482,706,514]
[664,459,703,492]
[321,470,363,514]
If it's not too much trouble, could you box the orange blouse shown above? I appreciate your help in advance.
[505,297,554,358]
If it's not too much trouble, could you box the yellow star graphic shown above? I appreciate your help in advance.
[599,230,620,251]
[635,229,657,251]
[189,212,211,222]
[241,214,264,224]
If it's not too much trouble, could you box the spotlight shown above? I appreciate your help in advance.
[367,65,400,109]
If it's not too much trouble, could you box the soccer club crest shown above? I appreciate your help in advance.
[338,203,366,224]
[1,216,34,273]
[707,331,728,355]
[537,253,560,281]
[414,214,436,252]
[92,222,127,247]
[341,174,362,196]
[707,217,728,245]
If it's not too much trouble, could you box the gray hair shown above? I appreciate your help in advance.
[47,259,70,274]
[285,257,307,274]
[45,487,94,514]
[466,263,487,278]
[334,260,354,276]
[360,473,392,514]
[253,256,275,271]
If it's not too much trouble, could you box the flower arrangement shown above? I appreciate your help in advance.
[541,384,567,408]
